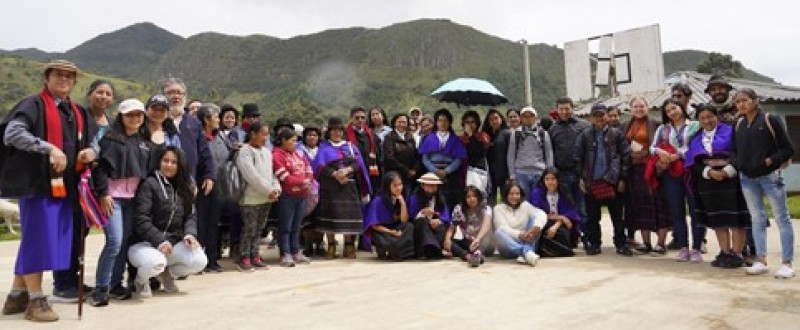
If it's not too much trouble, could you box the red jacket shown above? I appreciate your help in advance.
[272,147,313,198]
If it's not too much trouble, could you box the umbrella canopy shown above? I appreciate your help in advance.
[430,78,509,106]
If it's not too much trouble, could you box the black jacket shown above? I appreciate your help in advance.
[574,126,631,184]
[0,94,96,198]
[382,130,420,180]
[487,128,511,185]
[549,117,591,174]
[732,110,794,178]
[133,173,198,247]
[93,132,153,197]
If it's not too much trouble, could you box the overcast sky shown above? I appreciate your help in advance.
[2,0,798,85]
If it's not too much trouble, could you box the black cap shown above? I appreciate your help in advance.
[146,94,169,109]
[242,103,261,118]
[590,103,607,115]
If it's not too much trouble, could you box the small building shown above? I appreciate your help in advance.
[576,71,800,192]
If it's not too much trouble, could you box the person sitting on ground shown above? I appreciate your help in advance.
[129,146,207,298]
[530,168,582,257]
[407,173,451,259]
[363,171,415,260]
[494,182,547,266]
[444,185,493,267]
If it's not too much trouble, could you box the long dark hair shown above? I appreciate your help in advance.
[433,108,454,133]
[368,106,389,130]
[156,146,194,213]
[105,112,144,142]
[481,108,507,136]
[661,98,689,126]
[501,181,526,209]
[538,167,575,206]
[380,171,403,215]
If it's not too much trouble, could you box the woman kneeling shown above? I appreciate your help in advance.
[129,147,207,298]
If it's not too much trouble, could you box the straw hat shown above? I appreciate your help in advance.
[417,172,443,185]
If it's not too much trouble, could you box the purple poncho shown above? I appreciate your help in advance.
[530,186,582,242]
[312,140,372,197]
[684,123,734,169]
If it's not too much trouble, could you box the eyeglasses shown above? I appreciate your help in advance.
[354,116,366,120]
[166,90,185,96]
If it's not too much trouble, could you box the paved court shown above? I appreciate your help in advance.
[0,219,798,329]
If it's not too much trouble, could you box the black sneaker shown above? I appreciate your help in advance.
[109,285,131,300]
[50,287,79,303]
[616,247,634,257]
[721,255,745,269]
[90,288,109,307]
[710,252,728,267]
[205,262,224,273]
[586,246,602,256]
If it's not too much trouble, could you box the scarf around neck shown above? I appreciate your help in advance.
[39,88,84,151]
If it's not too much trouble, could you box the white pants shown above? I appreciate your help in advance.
[128,241,208,284]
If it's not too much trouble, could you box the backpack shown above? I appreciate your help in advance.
[218,148,246,202]
[735,113,790,169]
[514,127,547,161]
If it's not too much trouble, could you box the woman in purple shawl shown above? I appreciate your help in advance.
[363,172,415,260]
[419,108,468,210]
[312,117,372,259]
[685,104,750,268]
[407,173,451,259]
[530,168,581,257]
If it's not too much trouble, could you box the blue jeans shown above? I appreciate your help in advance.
[94,198,129,288]
[110,199,135,289]
[660,174,704,250]
[277,195,307,255]
[515,173,541,200]
[740,171,795,263]
[560,172,586,236]
[495,218,542,258]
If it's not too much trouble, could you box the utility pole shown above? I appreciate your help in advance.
[521,39,532,107]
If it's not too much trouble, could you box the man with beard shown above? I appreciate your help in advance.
[705,75,738,124]
[671,83,694,118]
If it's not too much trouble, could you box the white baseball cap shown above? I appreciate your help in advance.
[118,99,145,114]
[520,106,537,116]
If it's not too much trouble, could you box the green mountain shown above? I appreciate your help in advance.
[65,22,184,81]
[1,19,778,123]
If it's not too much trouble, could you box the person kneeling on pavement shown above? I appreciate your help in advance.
[128,146,207,298]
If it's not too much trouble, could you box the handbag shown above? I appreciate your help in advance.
[589,179,616,201]
[537,222,575,258]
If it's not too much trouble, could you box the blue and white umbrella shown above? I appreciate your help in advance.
[430,78,509,106]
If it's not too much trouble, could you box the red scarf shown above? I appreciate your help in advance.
[346,124,376,155]
[39,88,84,150]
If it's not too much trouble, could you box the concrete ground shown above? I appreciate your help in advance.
[0,219,798,329]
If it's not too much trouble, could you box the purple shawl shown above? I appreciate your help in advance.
[684,123,733,169]
[362,195,399,250]
[530,186,582,242]
[312,140,372,196]
[418,131,468,159]
[407,190,451,224]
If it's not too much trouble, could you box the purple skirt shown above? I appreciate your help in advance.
[14,197,73,275]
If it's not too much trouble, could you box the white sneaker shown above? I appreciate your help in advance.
[746,262,769,275]
[524,251,540,267]
[775,264,795,279]
[516,256,526,264]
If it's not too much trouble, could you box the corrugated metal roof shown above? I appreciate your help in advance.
[575,71,800,115]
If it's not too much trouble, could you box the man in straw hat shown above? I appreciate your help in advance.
[407,173,451,259]
[0,59,97,322]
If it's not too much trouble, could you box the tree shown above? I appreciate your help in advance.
[697,52,743,78]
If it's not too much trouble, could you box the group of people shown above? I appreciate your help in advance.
[0,60,795,324]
